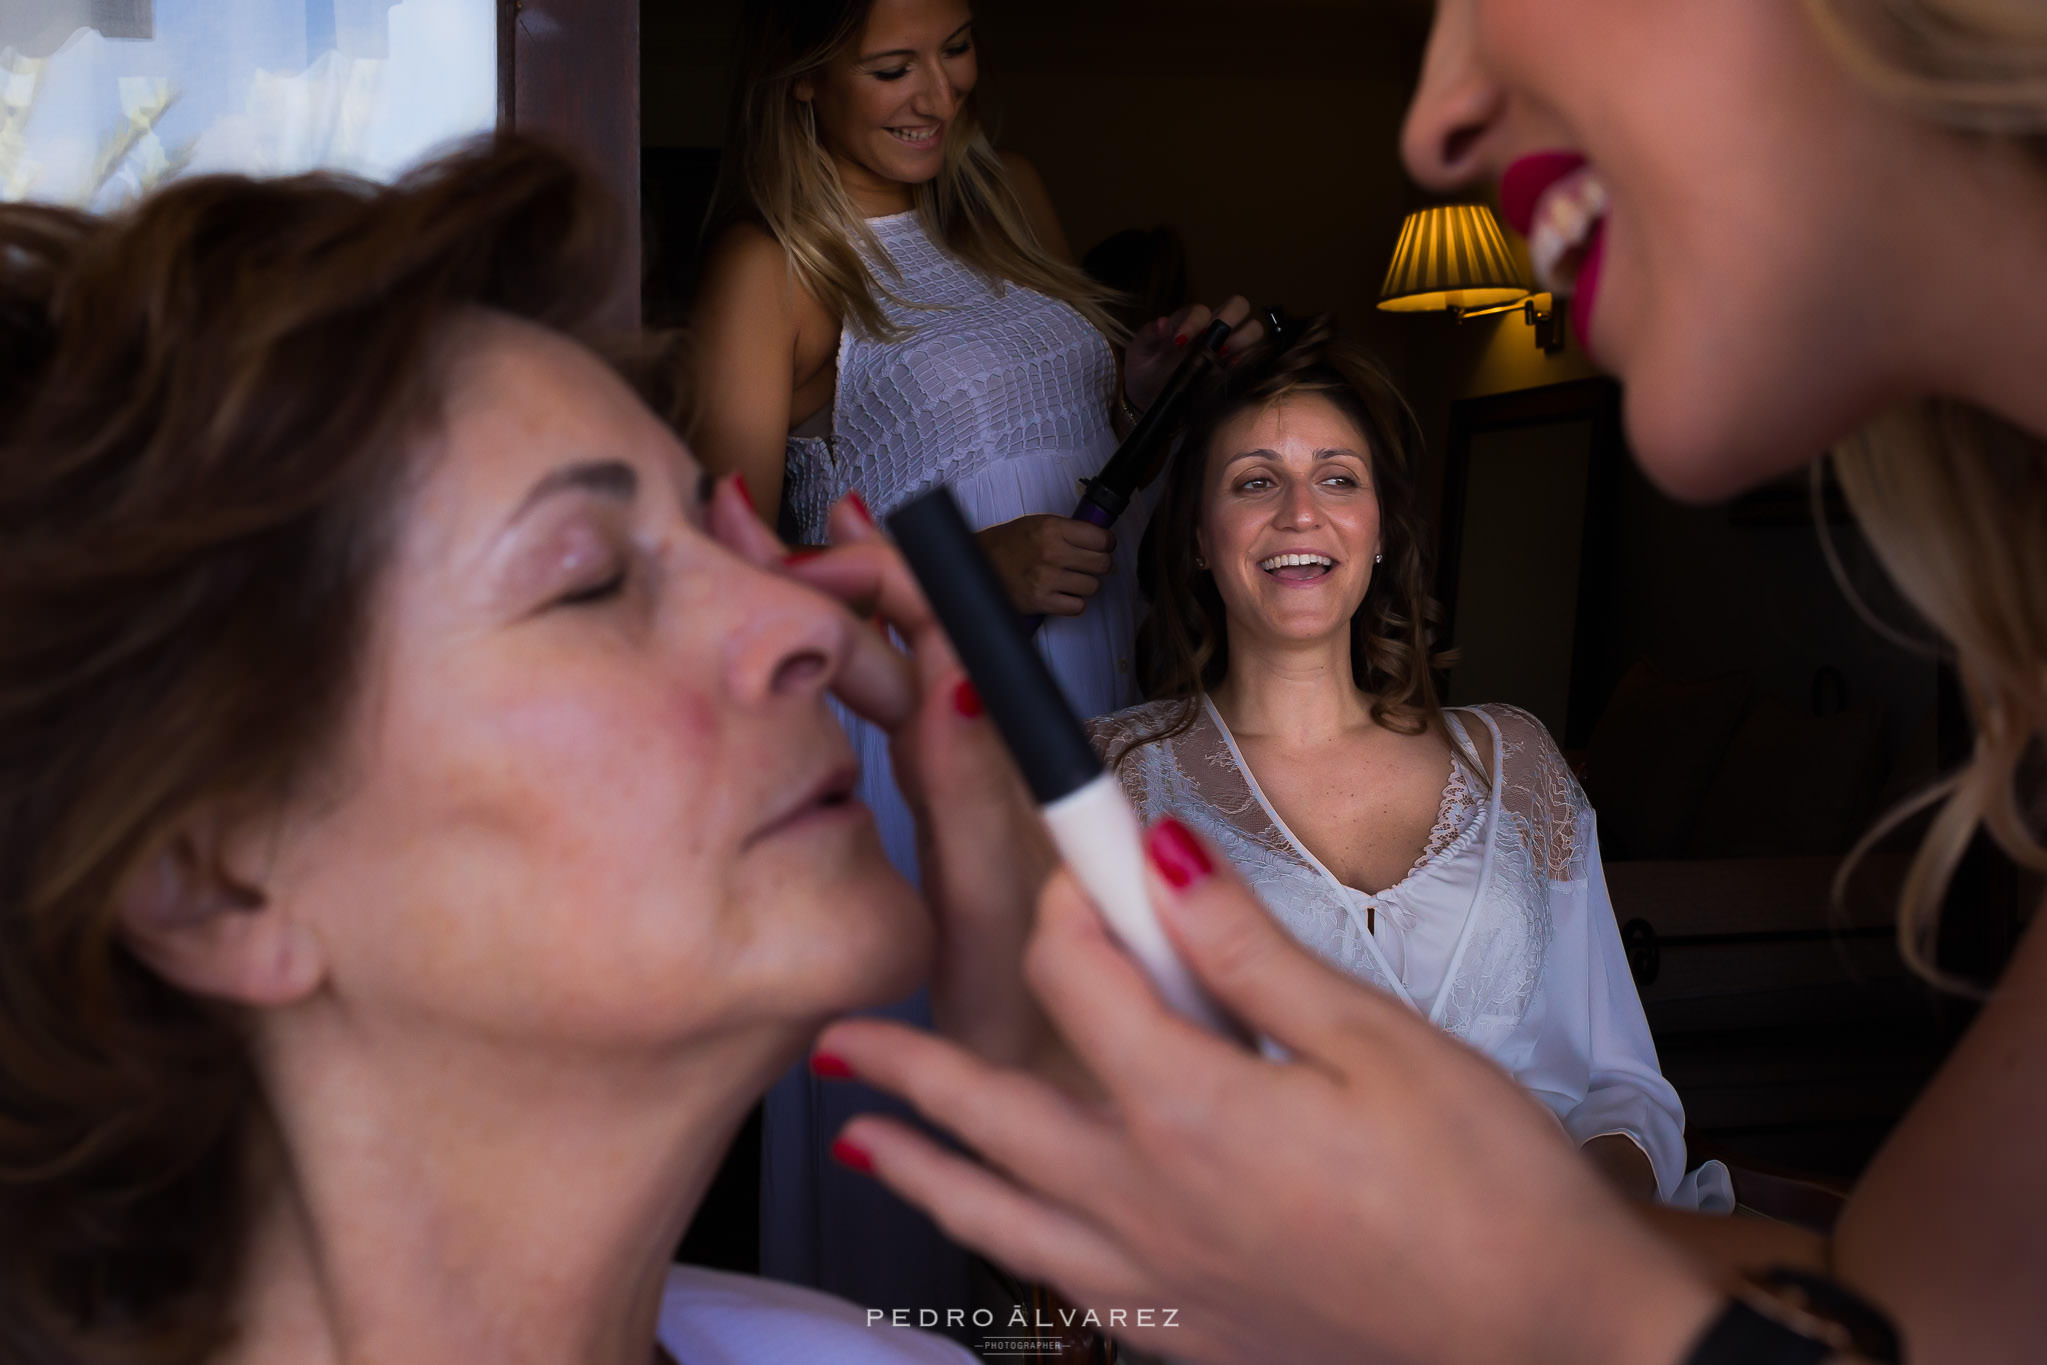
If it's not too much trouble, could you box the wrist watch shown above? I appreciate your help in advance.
[1685,1267,1902,1364]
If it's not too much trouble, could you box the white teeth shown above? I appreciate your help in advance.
[889,126,939,143]
[1528,168,1608,296]
[1258,552,1335,571]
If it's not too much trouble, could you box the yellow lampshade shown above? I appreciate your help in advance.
[1377,204,1530,313]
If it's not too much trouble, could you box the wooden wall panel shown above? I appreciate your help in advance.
[501,0,641,326]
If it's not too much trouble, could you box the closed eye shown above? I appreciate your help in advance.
[557,567,626,606]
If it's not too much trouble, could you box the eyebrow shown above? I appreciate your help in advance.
[1221,447,1367,469]
[505,459,638,529]
[859,20,972,62]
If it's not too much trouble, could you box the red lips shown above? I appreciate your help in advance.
[1500,150,1607,358]
[1499,151,1587,237]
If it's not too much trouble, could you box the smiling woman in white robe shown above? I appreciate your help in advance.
[1088,318,1729,1209]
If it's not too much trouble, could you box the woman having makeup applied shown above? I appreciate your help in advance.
[688,0,1260,1314]
[1088,320,1726,1208]
[0,139,1044,1365]
[810,2,2047,1362]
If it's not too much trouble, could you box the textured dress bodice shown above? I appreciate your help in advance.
[783,209,1121,539]
[784,210,1146,871]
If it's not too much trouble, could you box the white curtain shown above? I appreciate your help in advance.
[1,0,495,208]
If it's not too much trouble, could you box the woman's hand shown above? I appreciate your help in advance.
[813,820,1724,1365]
[1122,295,1266,413]
[709,477,1064,1072]
[976,514,1116,618]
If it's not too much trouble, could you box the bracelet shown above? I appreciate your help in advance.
[1116,382,1142,428]
[1685,1267,1902,1365]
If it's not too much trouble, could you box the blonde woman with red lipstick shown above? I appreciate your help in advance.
[807,2,2047,1362]
[1087,322,1725,1210]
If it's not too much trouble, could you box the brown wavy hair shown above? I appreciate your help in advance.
[0,138,682,1365]
[1121,318,1455,761]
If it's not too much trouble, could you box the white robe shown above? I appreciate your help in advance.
[1088,696,1732,1209]
[658,1265,976,1364]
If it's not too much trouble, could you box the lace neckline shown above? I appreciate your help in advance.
[1200,696,1486,904]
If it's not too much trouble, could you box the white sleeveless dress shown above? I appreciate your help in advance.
[783,208,1146,873]
[765,210,1146,1316]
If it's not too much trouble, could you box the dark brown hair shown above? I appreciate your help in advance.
[0,137,678,1365]
[1124,317,1454,759]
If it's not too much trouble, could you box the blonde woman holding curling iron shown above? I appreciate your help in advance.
[689,0,1261,1320]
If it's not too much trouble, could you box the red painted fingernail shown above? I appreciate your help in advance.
[733,472,756,515]
[1147,817,1213,890]
[782,548,826,566]
[847,489,875,526]
[830,1136,874,1174]
[810,1051,856,1079]
[1173,333,1189,348]
[953,679,983,718]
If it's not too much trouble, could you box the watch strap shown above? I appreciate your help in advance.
[1686,1300,1832,1365]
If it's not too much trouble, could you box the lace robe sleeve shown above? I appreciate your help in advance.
[1471,704,1692,1200]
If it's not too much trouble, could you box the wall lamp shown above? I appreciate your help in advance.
[1377,203,1564,353]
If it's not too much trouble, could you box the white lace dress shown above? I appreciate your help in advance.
[784,208,1144,874]
[1088,697,1733,1210]
[767,210,1146,1314]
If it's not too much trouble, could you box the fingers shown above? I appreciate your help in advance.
[707,472,786,566]
[825,489,881,547]
[1213,295,1266,357]
[1020,864,1275,1115]
[1063,548,1116,578]
[816,1019,1136,1218]
[834,1112,1153,1302]
[705,480,914,726]
[1143,819,1416,1064]
[1047,570,1103,603]
[1169,302,1212,345]
[1053,519,1115,556]
[778,535,951,732]
[827,612,918,729]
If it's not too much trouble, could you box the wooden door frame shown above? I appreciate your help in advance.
[1435,377,1627,749]
[498,0,641,326]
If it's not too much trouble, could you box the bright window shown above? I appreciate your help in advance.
[1,0,496,208]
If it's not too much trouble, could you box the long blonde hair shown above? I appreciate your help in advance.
[711,0,1121,344]
[1804,0,2047,984]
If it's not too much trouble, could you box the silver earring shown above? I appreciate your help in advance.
[1194,554,1207,569]
[1374,552,1383,564]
